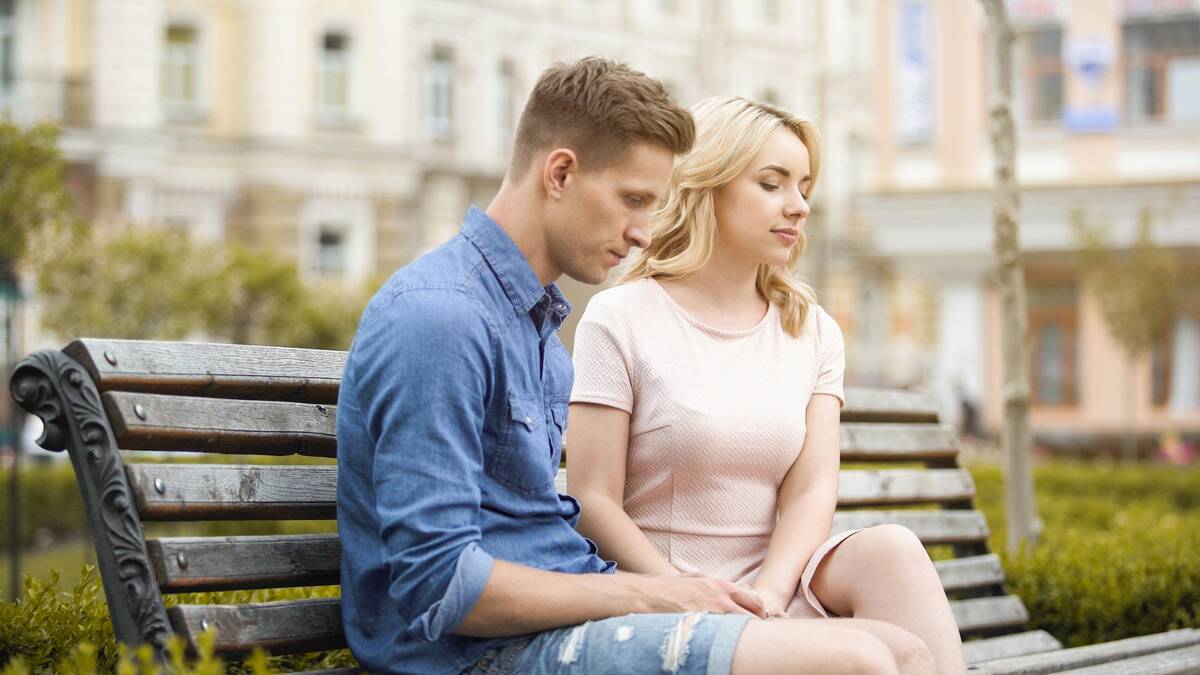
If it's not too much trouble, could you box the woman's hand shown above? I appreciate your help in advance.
[751,585,793,620]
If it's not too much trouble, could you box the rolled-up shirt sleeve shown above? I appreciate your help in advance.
[349,288,497,642]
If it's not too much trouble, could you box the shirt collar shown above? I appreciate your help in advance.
[461,206,571,318]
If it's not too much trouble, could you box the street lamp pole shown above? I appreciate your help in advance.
[2,263,20,601]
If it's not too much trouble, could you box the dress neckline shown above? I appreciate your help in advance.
[647,277,775,339]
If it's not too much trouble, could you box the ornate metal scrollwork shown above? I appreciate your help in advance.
[9,350,172,651]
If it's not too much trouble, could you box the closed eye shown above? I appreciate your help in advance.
[625,195,647,208]
[760,183,779,192]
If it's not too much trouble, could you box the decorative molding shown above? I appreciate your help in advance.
[9,350,172,651]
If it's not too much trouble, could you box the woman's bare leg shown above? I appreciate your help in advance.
[811,524,966,674]
[731,618,901,675]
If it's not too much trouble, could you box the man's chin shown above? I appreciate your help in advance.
[563,266,609,286]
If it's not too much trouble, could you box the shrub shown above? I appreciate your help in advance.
[972,462,1200,646]
[0,567,355,674]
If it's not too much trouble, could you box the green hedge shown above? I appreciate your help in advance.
[971,462,1200,647]
[2,461,1197,670]
[0,567,354,674]
[0,463,85,550]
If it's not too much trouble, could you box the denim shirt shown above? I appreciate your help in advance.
[337,207,614,675]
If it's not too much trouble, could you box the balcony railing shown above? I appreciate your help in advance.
[0,73,91,127]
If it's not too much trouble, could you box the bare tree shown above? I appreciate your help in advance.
[980,0,1040,553]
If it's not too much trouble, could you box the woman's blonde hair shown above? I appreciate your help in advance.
[621,96,822,337]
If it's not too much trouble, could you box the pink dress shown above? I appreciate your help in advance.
[570,278,861,618]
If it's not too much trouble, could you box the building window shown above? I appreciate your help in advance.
[762,0,780,23]
[894,0,935,144]
[495,60,516,150]
[162,23,200,113]
[317,31,351,124]
[1029,284,1079,406]
[0,0,14,103]
[1017,27,1064,124]
[315,225,346,276]
[1122,18,1200,123]
[425,47,454,140]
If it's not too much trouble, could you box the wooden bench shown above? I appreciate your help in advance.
[9,338,1200,674]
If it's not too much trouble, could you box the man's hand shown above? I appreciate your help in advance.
[630,572,768,618]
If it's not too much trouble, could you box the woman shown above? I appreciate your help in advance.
[567,96,965,674]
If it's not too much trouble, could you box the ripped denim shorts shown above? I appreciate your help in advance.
[460,612,752,675]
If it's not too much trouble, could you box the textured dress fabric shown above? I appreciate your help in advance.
[570,277,861,618]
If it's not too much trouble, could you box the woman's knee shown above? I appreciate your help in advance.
[860,524,931,566]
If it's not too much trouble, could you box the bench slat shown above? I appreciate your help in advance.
[840,423,959,462]
[1058,643,1200,675]
[838,468,974,506]
[168,598,344,655]
[832,510,989,544]
[934,554,1005,592]
[128,464,337,521]
[964,631,1064,664]
[149,534,340,592]
[951,596,1030,635]
[841,388,940,423]
[105,392,337,456]
[970,629,1200,674]
[66,339,346,404]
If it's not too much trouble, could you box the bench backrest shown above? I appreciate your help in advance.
[8,338,1061,666]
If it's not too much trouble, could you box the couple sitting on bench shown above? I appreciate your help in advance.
[337,57,965,675]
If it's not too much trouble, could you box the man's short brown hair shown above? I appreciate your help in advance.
[509,57,694,179]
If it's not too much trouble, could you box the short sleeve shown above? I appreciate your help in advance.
[570,299,635,413]
[813,306,846,407]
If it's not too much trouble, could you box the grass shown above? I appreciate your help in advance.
[0,538,96,599]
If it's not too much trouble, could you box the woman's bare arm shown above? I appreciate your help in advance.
[750,393,843,613]
[565,402,681,576]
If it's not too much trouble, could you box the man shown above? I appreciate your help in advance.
[337,58,925,675]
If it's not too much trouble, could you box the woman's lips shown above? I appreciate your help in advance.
[772,229,797,244]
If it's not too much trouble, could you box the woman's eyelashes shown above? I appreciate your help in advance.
[759,182,780,192]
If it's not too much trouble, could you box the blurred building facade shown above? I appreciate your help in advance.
[3,0,873,353]
[855,0,1200,446]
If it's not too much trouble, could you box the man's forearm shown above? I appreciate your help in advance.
[455,559,649,637]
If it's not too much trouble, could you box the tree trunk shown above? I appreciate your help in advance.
[1122,353,1137,463]
[980,0,1040,553]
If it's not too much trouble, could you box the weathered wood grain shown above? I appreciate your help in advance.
[840,423,960,462]
[934,554,1005,592]
[66,339,345,403]
[951,596,1030,634]
[970,629,1200,674]
[841,387,940,423]
[148,534,340,592]
[105,392,337,456]
[127,464,336,521]
[964,631,1064,665]
[167,598,344,655]
[831,510,990,544]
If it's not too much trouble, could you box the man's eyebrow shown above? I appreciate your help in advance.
[759,164,791,177]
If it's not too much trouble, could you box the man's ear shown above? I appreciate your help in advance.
[542,148,578,201]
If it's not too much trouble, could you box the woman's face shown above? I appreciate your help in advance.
[712,127,812,269]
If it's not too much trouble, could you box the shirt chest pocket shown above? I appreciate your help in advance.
[486,393,558,496]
